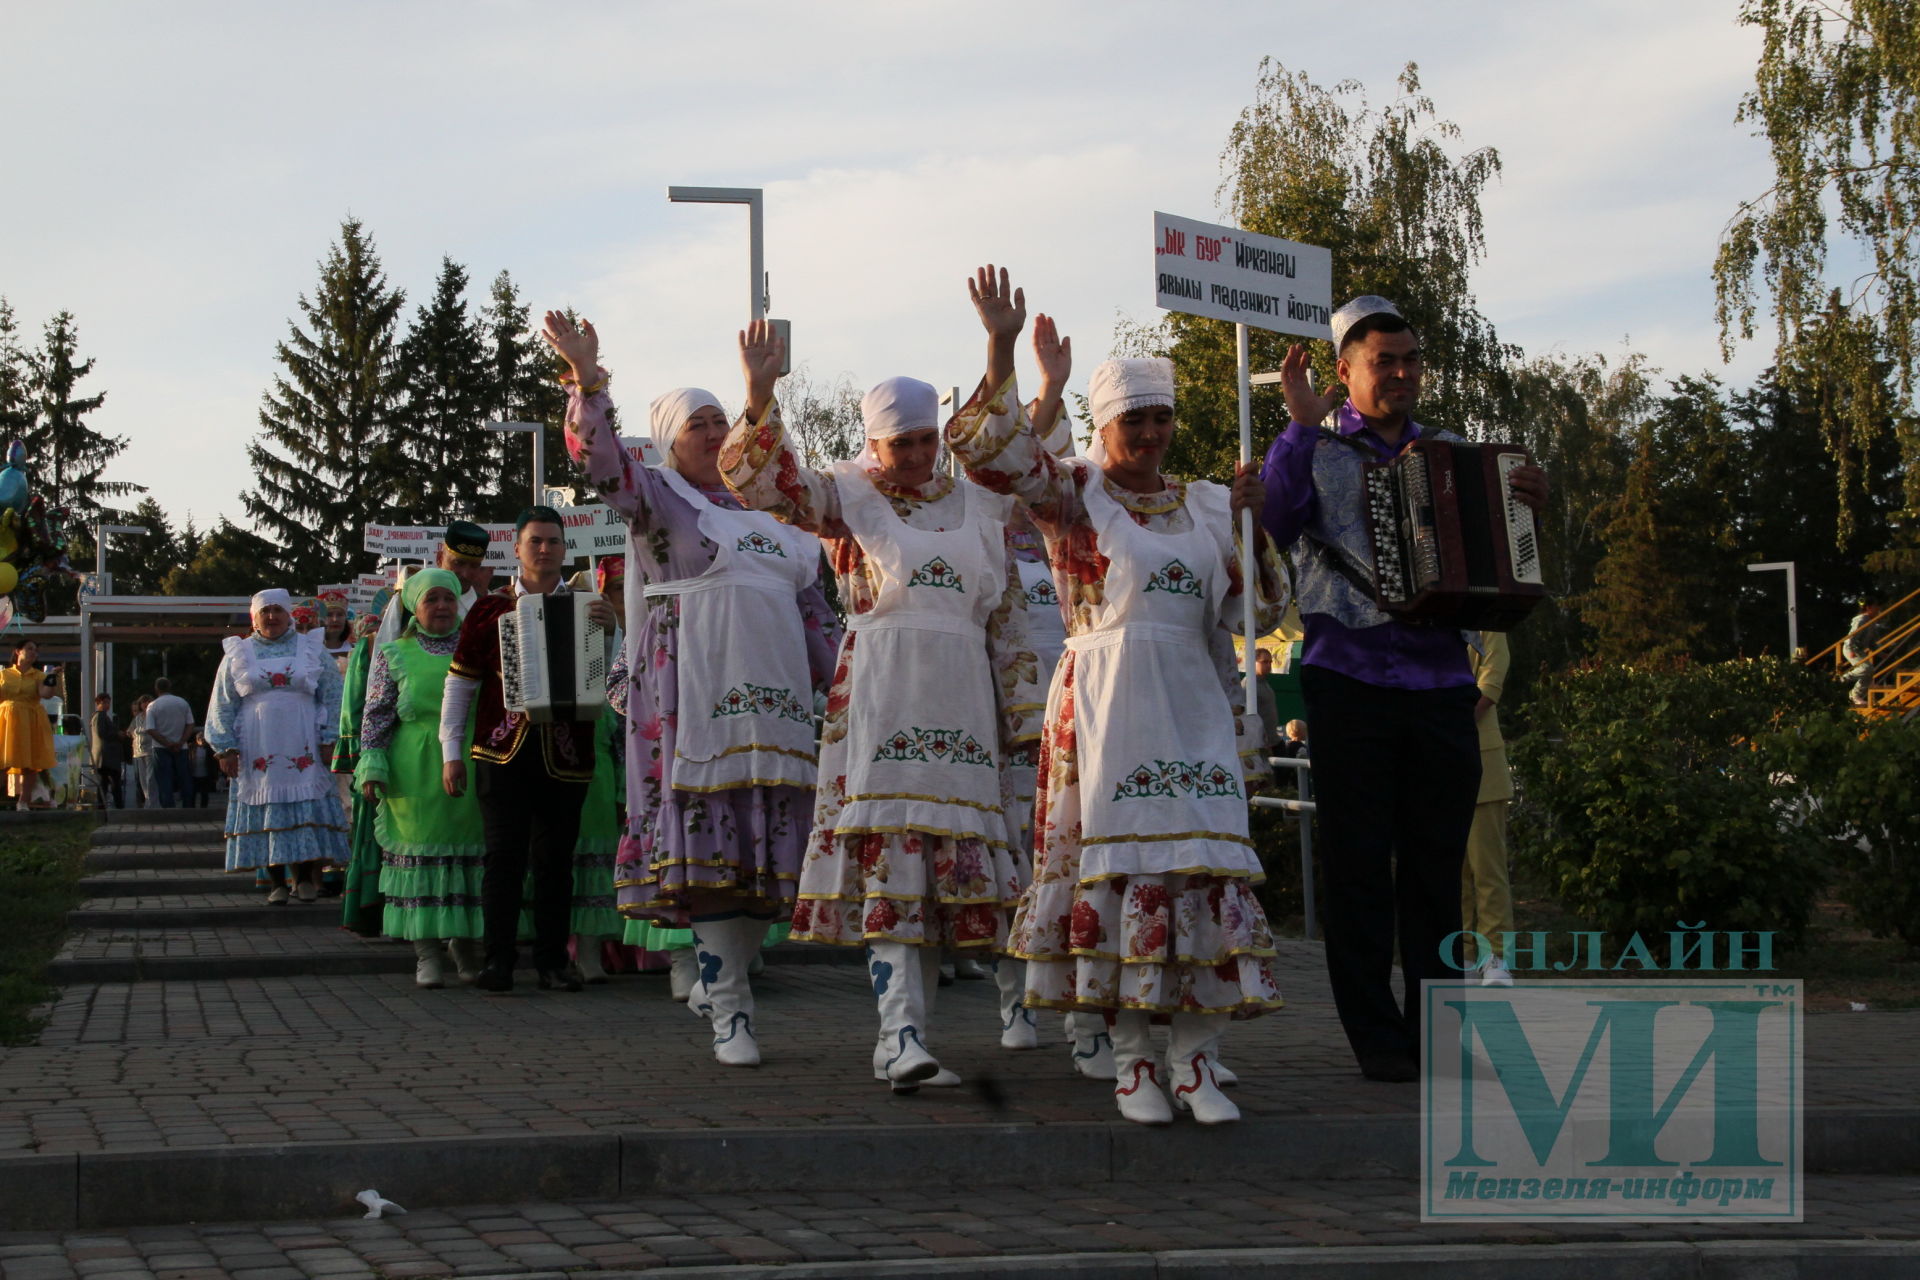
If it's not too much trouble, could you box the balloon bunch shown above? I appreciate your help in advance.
[0,440,83,622]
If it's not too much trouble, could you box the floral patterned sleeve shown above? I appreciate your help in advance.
[354,643,400,787]
[606,643,630,720]
[563,376,680,532]
[987,533,1045,750]
[946,373,1086,536]
[718,400,852,539]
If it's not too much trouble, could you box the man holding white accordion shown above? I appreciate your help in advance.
[439,505,619,993]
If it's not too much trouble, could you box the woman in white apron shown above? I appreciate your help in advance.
[721,320,1045,1092]
[948,269,1287,1126]
[205,589,351,895]
[547,313,840,1068]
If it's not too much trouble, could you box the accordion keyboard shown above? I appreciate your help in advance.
[1496,452,1544,585]
[1402,449,1442,591]
[1364,468,1408,601]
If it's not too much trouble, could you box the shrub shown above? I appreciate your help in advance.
[1511,656,1846,950]
[1779,713,1920,949]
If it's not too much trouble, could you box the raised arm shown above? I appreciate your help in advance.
[719,320,848,536]
[545,311,682,530]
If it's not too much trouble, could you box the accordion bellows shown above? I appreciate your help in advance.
[1362,440,1545,631]
[498,592,610,723]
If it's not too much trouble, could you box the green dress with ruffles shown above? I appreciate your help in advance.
[336,636,386,936]
[354,636,485,940]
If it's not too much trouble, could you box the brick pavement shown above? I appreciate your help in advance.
[0,1175,1916,1278]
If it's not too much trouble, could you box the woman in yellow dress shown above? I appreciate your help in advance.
[0,639,59,808]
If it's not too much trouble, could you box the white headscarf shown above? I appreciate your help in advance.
[648,387,725,473]
[250,588,292,614]
[857,376,940,467]
[1086,357,1175,467]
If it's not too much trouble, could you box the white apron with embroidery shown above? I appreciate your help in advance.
[224,632,335,806]
[1017,558,1067,681]
[831,460,1010,845]
[1067,471,1260,882]
[642,465,823,794]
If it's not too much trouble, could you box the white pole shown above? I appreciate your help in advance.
[1236,322,1256,715]
[748,191,766,323]
[1785,562,1799,657]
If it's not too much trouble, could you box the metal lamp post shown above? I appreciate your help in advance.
[667,185,790,372]
[484,421,545,508]
[1747,560,1800,657]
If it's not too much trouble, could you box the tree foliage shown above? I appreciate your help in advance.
[1134,60,1516,482]
[244,218,406,586]
[475,270,566,523]
[393,258,491,524]
[1715,0,1920,544]
[778,365,865,469]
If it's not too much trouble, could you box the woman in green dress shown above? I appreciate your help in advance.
[355,570,486,988]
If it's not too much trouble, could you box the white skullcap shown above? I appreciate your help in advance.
[860,376,940,440]
[250,588,292,613]
[1330,295,1404,353]
[647,387,725,472]
[1088,358,1174,429]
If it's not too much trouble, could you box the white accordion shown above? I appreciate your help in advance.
[497,592,610,723]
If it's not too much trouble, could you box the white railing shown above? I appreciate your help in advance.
[1250,754,1317,940]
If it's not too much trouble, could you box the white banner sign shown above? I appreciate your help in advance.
[620,435,664,468]
[369,510,630,574]
[1153,211,1332,339]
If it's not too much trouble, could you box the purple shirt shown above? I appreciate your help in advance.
[1260,402,1473,691]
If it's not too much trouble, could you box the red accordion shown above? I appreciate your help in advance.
[1361,439,1545,630]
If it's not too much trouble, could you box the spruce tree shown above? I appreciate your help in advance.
[477,270,566,522]
[0,299,35,444]
[394,257,490,524]
[244,218,407,586]
[27,311,140,518]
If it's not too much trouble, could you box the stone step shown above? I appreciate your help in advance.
[69,894,345,929]
[82,848,225,871]
[76,868,257,897]
[88,826,224,847]
[100,805,230,826]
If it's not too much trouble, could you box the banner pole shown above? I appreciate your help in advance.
[1237,320,1257,716]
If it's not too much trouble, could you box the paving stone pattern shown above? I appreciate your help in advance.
[0,1175,1916,1278]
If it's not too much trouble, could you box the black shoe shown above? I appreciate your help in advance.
[537,966,584,993]
[475,967,514,994]
[1359,1053,1419,1083]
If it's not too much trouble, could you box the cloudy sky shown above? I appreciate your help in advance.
[0,1,1772,533]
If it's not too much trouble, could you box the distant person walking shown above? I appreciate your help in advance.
[0,640,60,809]
[129,695,153,808]
[146,678,195,808]
[89,693,126,809]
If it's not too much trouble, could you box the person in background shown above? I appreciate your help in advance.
[1461,632,1516,988]
[128,694,153,808]
[1281,719,1310,758]
[0,641,61,809]
[1253,649,1280,755]
[189,730,216,808]
[146,677,195,808]
[89,693,126,809]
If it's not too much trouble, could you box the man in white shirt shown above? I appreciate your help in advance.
[145,678,195,808]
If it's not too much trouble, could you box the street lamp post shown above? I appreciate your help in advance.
[667,185,791,374]
[1747,560,1800,657]
[484,421,545,508]
[84,523,148,719]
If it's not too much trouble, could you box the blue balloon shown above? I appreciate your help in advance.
[0,469,25,514]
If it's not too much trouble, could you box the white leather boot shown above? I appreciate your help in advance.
[573,935,609,984]
[1065,1011,1117,1080]
[915,944,962,1086]
[446,937,483,984]
[1110,1010,1171,1125]
[668,947,697,1002]
[412,939,445,990]
[1168,1013,1239,1124]
[692,915,763,1067]
[995,956,1040,1050]
[869,942,938,1090]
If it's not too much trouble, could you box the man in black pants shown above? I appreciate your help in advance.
[439,507,616,993]
[1259,297,1548,1081]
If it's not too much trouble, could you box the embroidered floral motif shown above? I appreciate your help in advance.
[710,683,812,725]
[1111,759,1242,801]
[872,726,995,767]
[252,756,270,772]
[267,670,292,687]
[734,530,788,558]
[1143,559,1202,596]
[907,556,965,592]
[293,754,315,771]
[1025,577,1059,608]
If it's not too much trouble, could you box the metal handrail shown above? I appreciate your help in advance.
[1250,753,1317,940]
[1805,584,1920,669]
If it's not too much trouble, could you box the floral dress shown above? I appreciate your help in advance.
[947,375,1287,1016]
[204,630,350,869]
[564,381,841,932]
[719,401,1046,950]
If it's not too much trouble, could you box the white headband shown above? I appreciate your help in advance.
[648,387,725,473]
[250,588,292,613]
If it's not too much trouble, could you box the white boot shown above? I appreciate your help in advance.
[916,944,962,1086]
[1065,1011,1117,1080]
[869,942,939,1090]
[447,937,483,984]
[573,935,609,984]
[668,947,697,1002]
[1168,1013,1240,1124]
[692,915,763,1067]
[1110,1010,1171,1125]
[412,939,446,990]
[995,956,1039,1050]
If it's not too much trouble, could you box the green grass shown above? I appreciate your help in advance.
[0,815,93,1044]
